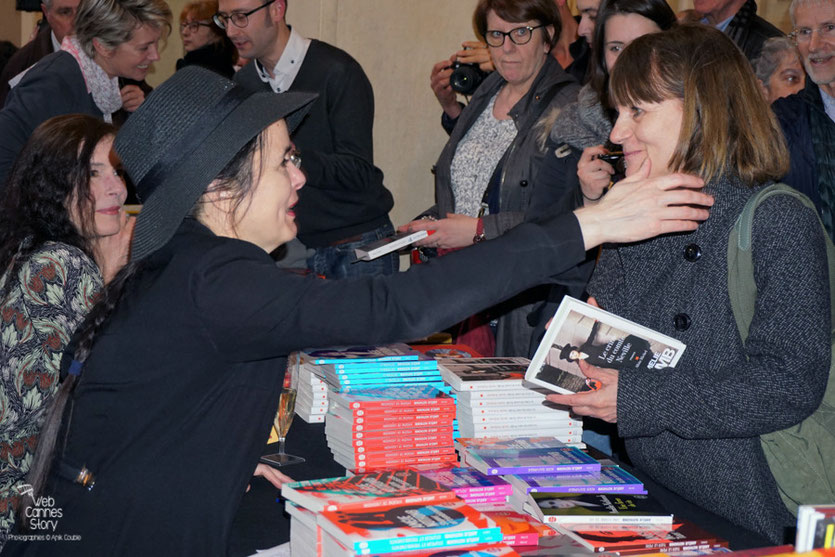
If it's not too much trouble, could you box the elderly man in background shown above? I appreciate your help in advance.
[772,0,835,242]
[0,0,79,105]
[694,0,783,61]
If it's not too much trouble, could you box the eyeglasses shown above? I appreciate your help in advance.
[213,0,275,29]
[179,21,214,33]
[484,24,545,47]
[791,23,835,44]
[285,150,302,169]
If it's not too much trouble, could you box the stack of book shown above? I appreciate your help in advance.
[282,469,517,556]
[456,438,599,477]
[417,467,513,506]
[797,505,835,553]
[470,502,558,546]
[325,385,458,473]
[506,464,648,512]
[296,361,329,423]
[524,492,672,525]
[554,520,728,554]
[439,357,583,442]
[318,499,504,556]
[302,344,445,393]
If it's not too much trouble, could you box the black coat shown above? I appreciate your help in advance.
[175,38,237,79]
[5,211,587,555]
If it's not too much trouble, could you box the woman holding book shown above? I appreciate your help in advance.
[4,66,711,555]
[546,24,830,544]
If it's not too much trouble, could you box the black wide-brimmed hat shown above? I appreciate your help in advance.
[115,66,317,260]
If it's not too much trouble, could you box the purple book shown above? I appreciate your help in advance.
[417,467,514,499]
[467,446,601,476]
[506,465,646,494]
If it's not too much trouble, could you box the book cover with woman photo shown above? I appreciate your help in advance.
[525,297,686,394]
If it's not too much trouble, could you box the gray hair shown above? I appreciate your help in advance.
[75,0,172,58]
[789,0,833,26]
[753,36,800,84]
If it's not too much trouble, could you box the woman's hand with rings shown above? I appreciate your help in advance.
[401,213,478,249]
[578,145,614,203]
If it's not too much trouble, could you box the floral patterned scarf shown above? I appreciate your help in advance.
[60,36,122,123]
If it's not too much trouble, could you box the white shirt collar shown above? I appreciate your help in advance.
[255,27,311,93]
[820,87,835,124]
[51,30,61,53]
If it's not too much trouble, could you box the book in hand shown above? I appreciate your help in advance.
[525,296,686,394]
[354,230,431,261]
[281,469,457,513]
[316,499,502,554]
[527,492,672,525]
[465,444,601,476]
[554,519,724,554]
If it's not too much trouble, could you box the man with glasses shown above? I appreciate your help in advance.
[773,0,835,242]
[215,0,397,278]
[0,0,79,105]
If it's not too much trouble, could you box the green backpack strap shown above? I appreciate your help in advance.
[727,182,835,515]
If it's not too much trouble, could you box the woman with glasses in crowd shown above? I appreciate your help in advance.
[0,0,171,189]
[0,115,130,547]
[403,0,582,358]
[3,66,711,555]
[547,24,829,544]
[176,0,237,78]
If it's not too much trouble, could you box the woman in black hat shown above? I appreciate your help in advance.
[6,66,711,555]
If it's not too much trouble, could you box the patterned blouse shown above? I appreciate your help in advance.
[450,92,517,218]
[0,242,101,543]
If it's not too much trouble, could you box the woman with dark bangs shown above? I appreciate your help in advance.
[547,24,830,543]
[0,115,130,545]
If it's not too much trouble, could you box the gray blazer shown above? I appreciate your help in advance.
[589,174,831,543]
[424,56,580,358]
[426,55,580,239]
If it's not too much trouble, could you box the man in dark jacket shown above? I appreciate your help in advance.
[0,0,78,106]
[215,0,397,278]
[772,0,835,241]
[694,0,783,62]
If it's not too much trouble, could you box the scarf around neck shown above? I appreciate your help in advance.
[61,36,122,123]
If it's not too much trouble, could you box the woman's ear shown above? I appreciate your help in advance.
[545,25,556,52]
[91,37,112,60]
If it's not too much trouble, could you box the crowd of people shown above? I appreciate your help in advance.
[0,0,832,554]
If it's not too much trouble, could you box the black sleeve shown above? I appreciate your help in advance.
[193,211,588,362]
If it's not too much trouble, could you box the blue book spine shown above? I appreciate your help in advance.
[334,369,442,380]
[334,361,438,371]
[353,527,503,554]
[337,375,443,386]
[313,355,419,364]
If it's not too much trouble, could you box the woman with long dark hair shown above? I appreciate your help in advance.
[0,114,130,546]
[4,66,711,555]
